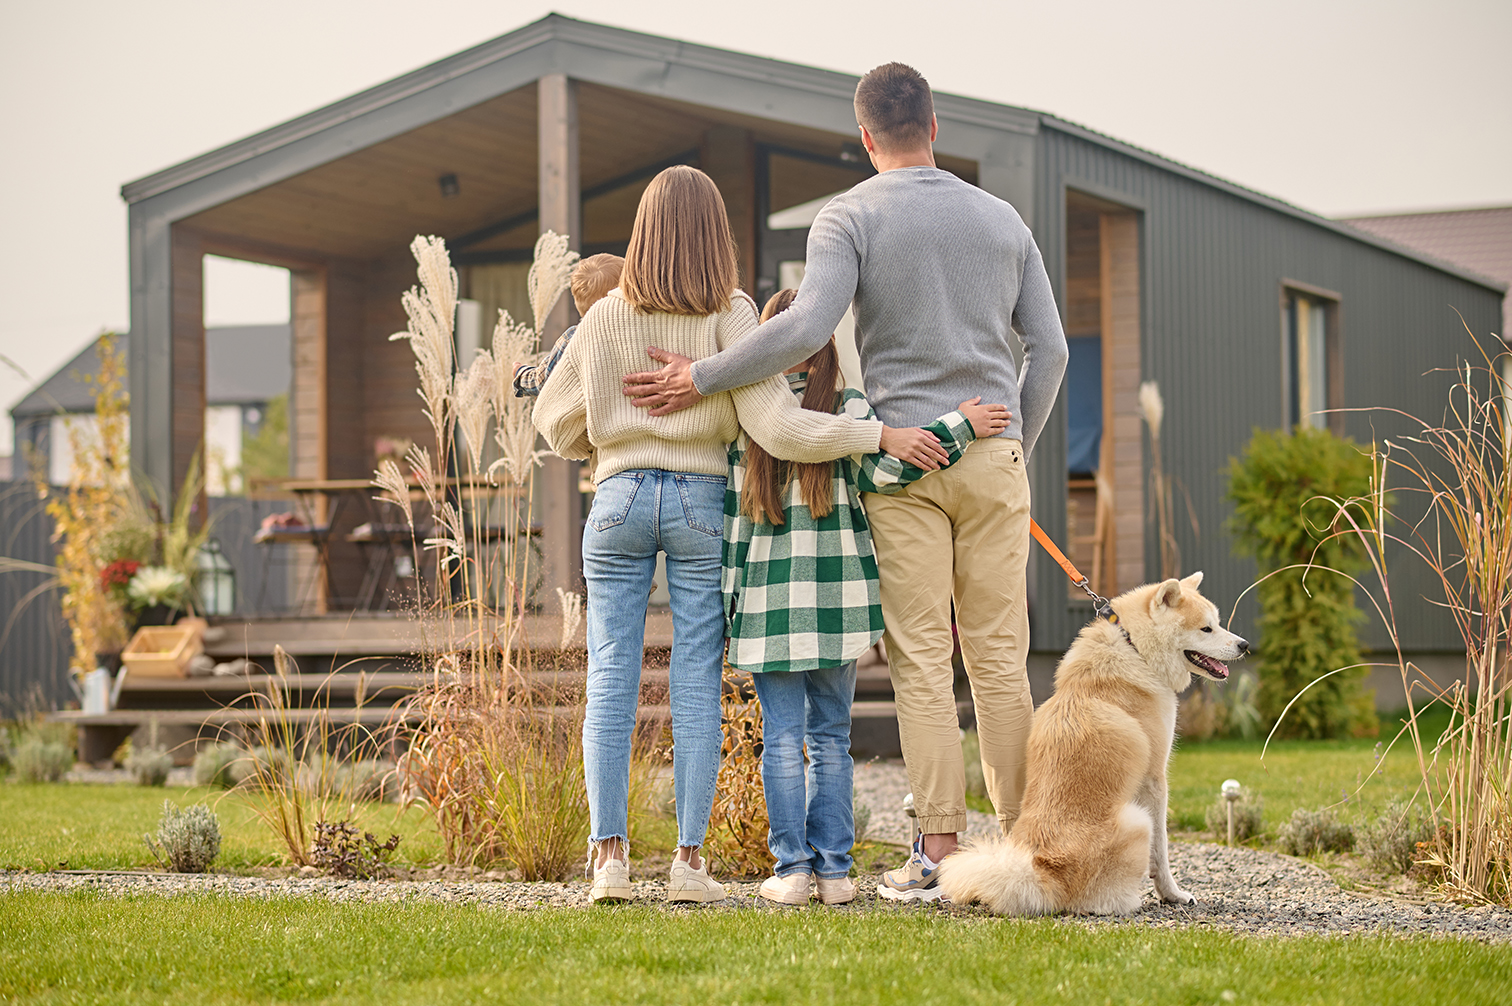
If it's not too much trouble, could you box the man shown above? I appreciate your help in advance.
[623,62,1068,901]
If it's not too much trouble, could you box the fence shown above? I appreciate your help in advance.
[0,484,288,714]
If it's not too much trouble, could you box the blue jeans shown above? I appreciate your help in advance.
[750,663,857,879]
[581,469,727,851]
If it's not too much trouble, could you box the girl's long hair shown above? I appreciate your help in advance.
[742,289,843,525]
[619,165,739,316]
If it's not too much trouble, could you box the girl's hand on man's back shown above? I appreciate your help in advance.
[958,397,1011,439]
[879,426,950,470]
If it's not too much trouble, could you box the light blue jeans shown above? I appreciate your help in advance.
[581,469,727,851]
[750,663,857,879]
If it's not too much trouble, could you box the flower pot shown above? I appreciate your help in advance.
[135,604,180,629]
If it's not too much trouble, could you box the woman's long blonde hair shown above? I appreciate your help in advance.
[619,165,739,316]
[741,289,843,525]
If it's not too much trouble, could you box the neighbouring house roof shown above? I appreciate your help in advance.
[9,325,291,418]
[1341,206,1512,338]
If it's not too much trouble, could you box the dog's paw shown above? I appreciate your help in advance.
[1160,889,1196,906]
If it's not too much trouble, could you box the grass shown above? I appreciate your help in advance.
[0,785,444,872]
[1,892,1508,1006]
[0,706,1454,872]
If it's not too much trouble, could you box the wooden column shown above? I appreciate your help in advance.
[169,226,206,503]
[701,126,757,294]
[290,268,329,612]
[538,73,583,611]
[1099,212,1145,592]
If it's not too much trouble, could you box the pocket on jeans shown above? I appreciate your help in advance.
[588,473,643,532]
[674,474,726,537]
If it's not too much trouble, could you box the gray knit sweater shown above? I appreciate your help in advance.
[690,166,1068,457]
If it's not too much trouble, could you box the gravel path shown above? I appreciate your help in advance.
[8,762,1511,942]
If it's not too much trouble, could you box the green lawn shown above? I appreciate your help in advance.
[1,892,1506,1006]
[2,710,1446,872]
[0,785,444,872]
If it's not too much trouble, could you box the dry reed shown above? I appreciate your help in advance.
[1320,326,1512,904]
[705,668,774,878]
[376,231,655,878]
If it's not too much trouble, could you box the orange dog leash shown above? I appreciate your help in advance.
[1029,518,1117,622]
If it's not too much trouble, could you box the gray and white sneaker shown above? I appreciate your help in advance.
[667,857,727,903]
[877,835,945,903]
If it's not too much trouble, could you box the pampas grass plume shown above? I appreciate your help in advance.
[1138,380,1164,435]
[528,231,580,336]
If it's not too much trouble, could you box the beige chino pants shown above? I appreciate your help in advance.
[865,437,1033,836]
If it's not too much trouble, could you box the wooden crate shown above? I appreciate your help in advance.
[122,625,203,678]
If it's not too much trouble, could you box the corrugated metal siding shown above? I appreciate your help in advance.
[1029,128,1503,655]
[0,482,71,714]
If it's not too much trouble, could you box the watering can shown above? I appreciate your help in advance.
[72,666,128,715]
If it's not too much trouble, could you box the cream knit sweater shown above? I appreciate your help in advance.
[533,290,883,484]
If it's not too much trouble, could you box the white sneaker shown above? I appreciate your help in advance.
[815,876,857,905]
[758,871,813,905]
[591,855,632,903]
[667,857,727,903]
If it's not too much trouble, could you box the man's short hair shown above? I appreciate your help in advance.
[571,253,624,315]
[854,62,934,152]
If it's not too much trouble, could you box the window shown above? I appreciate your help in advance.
[1282,287,1340,431]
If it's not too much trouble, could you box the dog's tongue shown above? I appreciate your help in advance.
[1187,652,1229,679]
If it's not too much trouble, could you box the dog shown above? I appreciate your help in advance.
[938,572,1248,915]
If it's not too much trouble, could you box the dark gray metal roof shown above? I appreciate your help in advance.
[119,14,1503,297]
[9,325,290,418]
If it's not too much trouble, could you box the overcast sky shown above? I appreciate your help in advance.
[2,0,1508,449]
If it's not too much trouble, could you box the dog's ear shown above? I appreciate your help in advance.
[1181,571,1204,590]
[1154,578,1184,610]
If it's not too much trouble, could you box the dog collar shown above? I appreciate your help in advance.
[1102,605,1139,655]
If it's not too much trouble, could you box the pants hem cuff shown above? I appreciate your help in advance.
[917,815,967,834]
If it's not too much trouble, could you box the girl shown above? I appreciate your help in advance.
[533,166,947,903]
[725,289,1007,905]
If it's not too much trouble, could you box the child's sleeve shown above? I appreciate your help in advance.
[513,325,576,397]
[846,390,978,495]
[531,336,591,460]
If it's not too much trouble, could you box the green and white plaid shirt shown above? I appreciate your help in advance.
[721,374,977,674]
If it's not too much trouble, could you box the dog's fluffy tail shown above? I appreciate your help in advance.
[938,839,1056,916]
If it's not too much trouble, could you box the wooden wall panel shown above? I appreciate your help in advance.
[702,126,756,293]
[1100,211,1145,594]
[362,253,433,452]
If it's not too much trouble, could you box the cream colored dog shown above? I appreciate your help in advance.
[939,572,1248,915]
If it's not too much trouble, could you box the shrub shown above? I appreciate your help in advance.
[854,795,872,844]
[192,742,242,789]
[126,745,173,786]
[1277,807,1355,856]
[232,744,292,787]
[145,800,221,872]
[309,820,401,879]
[335,759,398,803]
[0,725,13,776]
[1205,785,1264,843]
[14,735,74,783]
[1358,801,1434,875]
[1226,426,1378,739]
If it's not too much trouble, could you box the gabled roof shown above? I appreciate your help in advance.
[10,326,291,418]
[121,13,1505,295]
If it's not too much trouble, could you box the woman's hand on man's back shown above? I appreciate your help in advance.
[878,426,950,470]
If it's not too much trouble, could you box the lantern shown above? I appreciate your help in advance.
[195,538,236,615]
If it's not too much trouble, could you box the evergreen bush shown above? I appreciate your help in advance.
[1277,807,1355,856]
[1358,801,1434,875]
[192,742,242,789]
[145,800,221,873]
[1226,427,1378,738]
[126,745,172,786]
[14,735,74,783]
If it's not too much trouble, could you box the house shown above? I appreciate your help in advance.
[10,325,290,493]
[116,13,1504,675]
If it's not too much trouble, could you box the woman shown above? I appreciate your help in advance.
[534,165,943,903]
